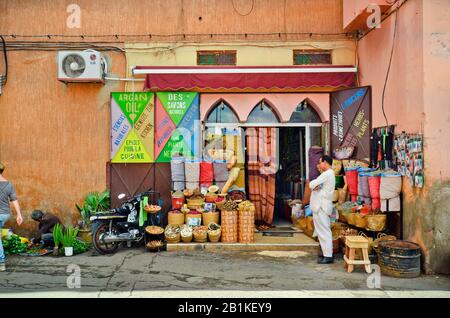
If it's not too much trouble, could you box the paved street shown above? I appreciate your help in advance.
[1,248,449,297]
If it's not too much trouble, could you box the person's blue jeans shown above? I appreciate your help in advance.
[0,214,11,264]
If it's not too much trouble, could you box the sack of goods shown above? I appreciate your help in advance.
[180,224,193,243]
[380,172,402,212]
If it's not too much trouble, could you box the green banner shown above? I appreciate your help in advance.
[157,92,197,126]
[112,92,154,127]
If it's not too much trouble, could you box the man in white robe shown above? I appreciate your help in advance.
[309,155,335,264]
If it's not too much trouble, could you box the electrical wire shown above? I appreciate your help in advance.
[231,0,255,16]
[381,9,399,128]
[0,35,7,86]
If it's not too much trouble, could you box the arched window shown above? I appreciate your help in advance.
[206,101,239,123]
[288,99,321,123]
[247,100,280,123]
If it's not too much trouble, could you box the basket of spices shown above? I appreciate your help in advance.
[237,200,255,243]
[168,209,184,226]
[215,194,227,210]
[205,192,218,203]
[164,224,181,243]
[202,210,219,226]
[366,212,387,232]
[187,190,205,209]
[180,224,193,243]
[144,204,162,214]
[207,223,221,243]
[146,240,166,252]
[145,225,165,241]
[171,191,185,209]
[185,210,202,227]
[220,200,238,243]
[193,225,208,243]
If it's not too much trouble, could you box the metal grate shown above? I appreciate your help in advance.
[293,50,332,65]
[197,50,237,65]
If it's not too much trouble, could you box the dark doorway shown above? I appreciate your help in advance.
[273,127,306,226]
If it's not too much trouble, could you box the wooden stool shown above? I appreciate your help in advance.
[344,236,371,273]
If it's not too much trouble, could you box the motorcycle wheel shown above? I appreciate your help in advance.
[92,222,120,255]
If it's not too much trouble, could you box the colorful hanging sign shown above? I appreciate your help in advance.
[110,92,154,163]
[155,92,200,162]
[330,86,372,162]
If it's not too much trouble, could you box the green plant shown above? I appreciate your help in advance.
[60,226,79,248]
[76,189,111,226]
[2,234,27,255]
[52,223,63,248]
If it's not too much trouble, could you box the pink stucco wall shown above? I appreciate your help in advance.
[357,0,424,133]
[200,93,330,123]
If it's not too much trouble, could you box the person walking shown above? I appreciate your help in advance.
[0,162,23,271]
[309,155,335,264]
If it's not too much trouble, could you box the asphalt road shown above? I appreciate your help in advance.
[1,248,449,297]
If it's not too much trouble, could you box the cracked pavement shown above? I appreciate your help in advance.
[0,248,449,297]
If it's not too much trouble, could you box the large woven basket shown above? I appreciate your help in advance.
[221,210,238,243]
[238,210,255,243]
[354,214,368,228]
[193,226,208,243]
[168,212,184,226]
[366,214,386,231]
[208,229,221,243]
[187,198,205,209]
[181,234,193,243]
[202,212,219,227]
[185,213,202,225]
[346,213,357,225]
[165,233,181,243]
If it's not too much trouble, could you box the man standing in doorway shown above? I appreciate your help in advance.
[309,155,335,264]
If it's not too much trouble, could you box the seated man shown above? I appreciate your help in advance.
[30,210,62,247]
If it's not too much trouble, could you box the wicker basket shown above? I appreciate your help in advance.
[359,231,374,254]
[202,212,219,227]
[181,234,193,243]
[306,216,315,231]
[168,212,184,226]
[372,233,396,252]
[221,210,238,243]
[238,210,255,243]
[187,198,205,209]
[193,226,208,243]
[346,213,356,225]
[208,229,221,243]
[354,214,368,228]
[366,214,387,231]
[205,193,218,203]
[165,233,181,243]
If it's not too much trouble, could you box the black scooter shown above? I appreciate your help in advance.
[90,189,163,254]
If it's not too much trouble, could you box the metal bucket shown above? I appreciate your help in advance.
[377,240,421,278]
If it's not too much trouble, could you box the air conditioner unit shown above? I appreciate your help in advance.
[58,49,106,83]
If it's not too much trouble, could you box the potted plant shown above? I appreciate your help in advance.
[76,190,110,243]
[52,223,63,256]
[61,225,79,257]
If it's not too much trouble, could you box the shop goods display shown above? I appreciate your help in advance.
[357,169,375,205]
[146,240,165,252]
[213,160,229,191]
[394,133,423,188]
[145,226,164,235]
[167,210,184,226]
[380,172,402,212]
[344,167,359,202]
[215,194,227,209]
[193,226,208,243]
[171,156,186,191]
[366,213,387,231]
[183,189,194,197]
[221,199,238,211]
[221,210,238,243]
[342,160,369,169]
[377,240,421,278]
[200,160,214,187]
[185,159,201,190]
[354,213,368,229]
[180,224,193,243]
[205,192,217,203]
[185,211,202,227]
[207,223,221,243]
[165,224,181,243]
[368,174,381,210]
[228,189,246,201]
[202,211,219,227]
[208,185,219,193]
[144,204,161,214]
[171,190,185,209]
[333,146,354,160]
[238,200,256,212]
[238,206,255,243]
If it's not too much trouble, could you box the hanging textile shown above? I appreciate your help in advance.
[213,160,229,191]
[380,172,402,212]
[368,175,381,210]
[247,127,277,225]
[170,156,185,191]
[345,167,359,202]
[185,159,200,190]
[200,160,214,187]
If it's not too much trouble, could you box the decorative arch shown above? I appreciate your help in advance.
[247,99,281,123]
[205,99,240,123]
[288,98,323,123]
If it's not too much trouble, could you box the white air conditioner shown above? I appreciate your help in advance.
[58,49,106,83]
